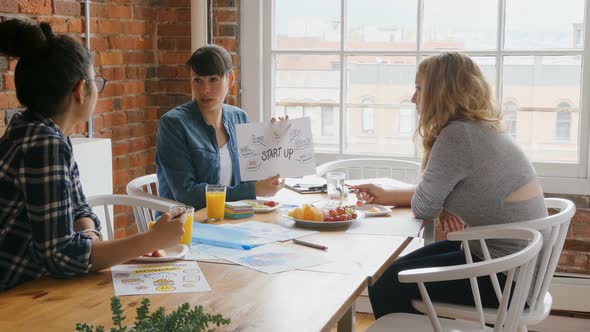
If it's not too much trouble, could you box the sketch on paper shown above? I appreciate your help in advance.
[236,118,316,181]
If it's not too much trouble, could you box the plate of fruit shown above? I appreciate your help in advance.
[355,203,392,217]
[241,199,281,213]
[284,204,362,228]
[135,244,189,262]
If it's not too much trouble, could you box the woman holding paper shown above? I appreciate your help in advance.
[0,20,186,291]
[351,52,547,318]
[156,45,282,211]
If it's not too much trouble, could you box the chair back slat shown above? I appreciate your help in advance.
[495,267,515,332]
[461,240,486,328]
[417,282,443,332]
[103,205,114,240]
[480,238,504,302]
[534,221,570,311]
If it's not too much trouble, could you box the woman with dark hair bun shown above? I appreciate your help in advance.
[0,19,186,291]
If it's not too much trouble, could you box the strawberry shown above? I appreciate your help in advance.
[264,201,277,207]
[150,250,167,257]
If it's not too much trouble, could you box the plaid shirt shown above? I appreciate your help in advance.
[0,111,101,291]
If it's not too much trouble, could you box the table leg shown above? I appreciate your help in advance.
[337,302,356,332]
[423,219,435,245]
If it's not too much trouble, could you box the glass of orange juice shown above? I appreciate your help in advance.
[206,184,226,221]
[169,205,194,246]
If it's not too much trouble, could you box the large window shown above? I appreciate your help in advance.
[243,0,590,192]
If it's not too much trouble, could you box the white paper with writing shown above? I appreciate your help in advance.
[236,118,316,181]
[111,261,210,296]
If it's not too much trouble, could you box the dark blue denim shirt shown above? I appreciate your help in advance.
[156,100,256,210]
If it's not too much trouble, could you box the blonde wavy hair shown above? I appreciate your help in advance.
[416,52,503,169]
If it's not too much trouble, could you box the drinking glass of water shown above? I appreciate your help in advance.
[327,172,346,201]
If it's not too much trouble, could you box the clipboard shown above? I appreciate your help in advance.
[284,183,327,194]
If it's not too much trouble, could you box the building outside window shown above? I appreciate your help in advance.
[503,101,518,138]
[556,102,572,142]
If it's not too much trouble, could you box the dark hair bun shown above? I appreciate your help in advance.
[0,19,48,58]
[39,22,56,42]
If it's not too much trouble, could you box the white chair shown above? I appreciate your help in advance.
[126,174,181,233]
[367,227,543,332]
[411,198,575,332]
[316,158,422,184]
[87,194,178,240]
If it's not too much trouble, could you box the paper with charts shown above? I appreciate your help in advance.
[111,261,210,296]
[224,221,318,241]
[209,243,331,274]
[236,117,316,181]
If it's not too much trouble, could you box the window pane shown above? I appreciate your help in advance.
[346,56,416,105]
[345,56,416,155]
[274,55,340,153]
[472,56,497,95]
[274,0,341,50]
[346,0,417,51]
[422,0,498,50]
[346,106,416,156]
[505,0,585,49]
[502,56,581,163]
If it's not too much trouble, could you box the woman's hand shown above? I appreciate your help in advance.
[150,211,186,249]
[438,209,465,232]
[349,183,389,205]
[256,174,283,197]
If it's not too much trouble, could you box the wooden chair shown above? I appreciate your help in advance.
[126,174,181,233]
[411,198,575,332]
[367,227,543,332]
[87,194,178,240]
[316,158,422,184]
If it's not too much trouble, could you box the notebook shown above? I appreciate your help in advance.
[284,175,327,194]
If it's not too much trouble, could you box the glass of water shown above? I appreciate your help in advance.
[327,172,346,201]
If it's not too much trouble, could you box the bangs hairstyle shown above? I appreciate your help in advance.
[416,52,503,169]
[186,44,233,77]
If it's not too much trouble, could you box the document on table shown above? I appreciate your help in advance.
[192,223,276,250]
[224,221,319,241]
[346,215,424,237]
[209,243,331,274]
[111,261,210,296]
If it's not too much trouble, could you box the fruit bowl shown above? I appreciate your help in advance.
[283,204,362,228]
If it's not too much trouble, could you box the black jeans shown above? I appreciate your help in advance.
[369,240,509,319]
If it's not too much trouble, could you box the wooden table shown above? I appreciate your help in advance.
[0,262,366,332]
[0,188,421,331]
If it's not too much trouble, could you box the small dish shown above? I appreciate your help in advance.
[134,244,189,262]
[240,199,282,213]
[356,204,392,217]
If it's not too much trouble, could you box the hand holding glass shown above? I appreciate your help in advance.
[169,206,194,245]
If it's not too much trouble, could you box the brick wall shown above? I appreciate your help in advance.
[0,0,241,238]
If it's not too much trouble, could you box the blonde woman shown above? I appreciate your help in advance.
[352,52,547,318]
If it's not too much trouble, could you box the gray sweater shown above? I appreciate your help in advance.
[412,121,547,259]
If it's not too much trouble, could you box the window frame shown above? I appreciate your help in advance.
[242,0,590,195]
